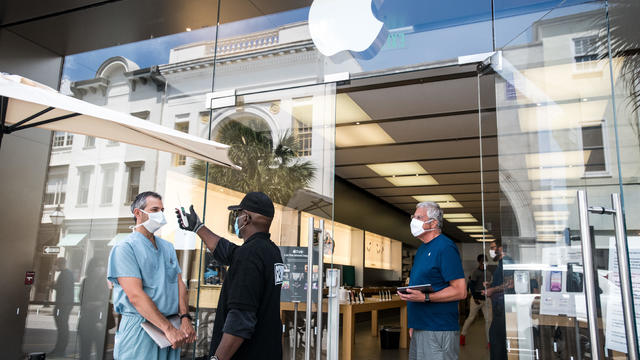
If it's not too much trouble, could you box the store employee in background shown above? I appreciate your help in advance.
[177,192,283,360]
[398,202,467,360]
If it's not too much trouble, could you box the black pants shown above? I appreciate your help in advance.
[489,309,507,360]
[53,305,72,354]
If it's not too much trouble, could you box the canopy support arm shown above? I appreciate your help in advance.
[4,112,81,134]
[0,96,7,150]
[6,106,55,131]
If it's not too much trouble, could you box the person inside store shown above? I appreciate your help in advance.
[176,191,284,360]
[460,254,491,347]
[397,202,467,360]
[50,257,74,356]
[482,239,513,360]
[107,191,195,359]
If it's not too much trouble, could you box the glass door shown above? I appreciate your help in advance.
[478,1,640,359]
[188,82,337,359]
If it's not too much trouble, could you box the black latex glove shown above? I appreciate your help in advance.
[175,205,204,233]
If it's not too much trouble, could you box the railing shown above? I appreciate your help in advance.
[209,30,280,56]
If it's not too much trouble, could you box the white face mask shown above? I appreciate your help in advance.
[137,209,167,234]
[489,249,497,259]
[410,218,437,238]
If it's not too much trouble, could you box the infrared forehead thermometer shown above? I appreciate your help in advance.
[176,193,188,225]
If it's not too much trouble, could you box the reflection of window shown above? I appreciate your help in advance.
[173,122,189,166]
[200,112,210,124]
[44,166,68,205]
[574,36,598,71]
[292,103,312,156]
[76,167,93,206]
[126,164,142,203]
[582,122,606,173]
[53,131,73,148]
[101,166,116,204]
[84,136,95,148]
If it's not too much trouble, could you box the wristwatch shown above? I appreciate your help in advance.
[180,313,193,321]
[423,293,430,303]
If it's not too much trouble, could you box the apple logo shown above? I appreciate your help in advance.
[309,0,388,59]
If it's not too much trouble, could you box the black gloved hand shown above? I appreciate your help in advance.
[175,205,204,233]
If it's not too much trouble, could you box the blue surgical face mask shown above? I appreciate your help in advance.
[234,214,247,238]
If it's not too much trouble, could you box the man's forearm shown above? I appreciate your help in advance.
[178,278,189,315]
[129,290,174,332]
[215,333,244,360]
[430,279,466,302]
[196,226,222,253]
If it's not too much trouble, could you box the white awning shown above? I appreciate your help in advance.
[108,233,131,247]
[58,233,87,247]
[0,74,240,169]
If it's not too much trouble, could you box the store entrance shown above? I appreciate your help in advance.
[334,64,496,359]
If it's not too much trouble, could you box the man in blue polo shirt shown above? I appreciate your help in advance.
[398,201,467,360]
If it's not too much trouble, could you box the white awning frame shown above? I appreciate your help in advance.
[0,74,240,170]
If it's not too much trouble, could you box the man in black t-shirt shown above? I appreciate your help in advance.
[176,192,284,360]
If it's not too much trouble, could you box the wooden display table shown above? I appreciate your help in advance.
[280,295,407,360]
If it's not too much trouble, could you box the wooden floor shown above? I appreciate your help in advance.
[282,310,490,360]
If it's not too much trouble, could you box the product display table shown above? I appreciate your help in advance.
[280,295,407,360]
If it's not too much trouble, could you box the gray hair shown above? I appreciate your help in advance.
[416,201,443,229]
[130,191,162,221]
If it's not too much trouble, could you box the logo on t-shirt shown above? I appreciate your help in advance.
[274,263,285,285]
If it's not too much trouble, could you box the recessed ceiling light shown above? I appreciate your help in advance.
[336,94,371,124]
[368,162,427,177]
[386,175,438,187]
[413,194,456,202]
[470,234,494,238]
[458,225,488,233]
[444,213,477,222]
[476,239,495,242]
[438,202,463,208]
[336,124,395,147]
[446,218,478,223]
[443,213,475,219]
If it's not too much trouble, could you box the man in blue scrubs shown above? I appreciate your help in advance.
[107,191,195,359]
[398,201,467,360]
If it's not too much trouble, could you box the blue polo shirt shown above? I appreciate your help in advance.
[408,234,464,331]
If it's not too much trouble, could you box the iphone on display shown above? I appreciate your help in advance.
[550,270,562,292]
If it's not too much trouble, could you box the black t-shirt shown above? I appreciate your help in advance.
[209,232,284,360]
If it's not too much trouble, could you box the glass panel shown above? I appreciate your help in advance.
[23,3,221,358]
[484,0,640,358]
[190,83,336,359]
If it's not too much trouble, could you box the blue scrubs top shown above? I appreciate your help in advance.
[107,231,182,360]
[408,234,464,331]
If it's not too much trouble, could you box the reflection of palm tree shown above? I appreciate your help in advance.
[593,0,640,144]
[191,120,316,205]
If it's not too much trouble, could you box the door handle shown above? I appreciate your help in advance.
[611,193,639,360]
[316,219,324,360]
[577,190,604,360]
[578,191,639,360]
[305,217,314,360]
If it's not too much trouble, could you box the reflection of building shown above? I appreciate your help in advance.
[37,22,361,290]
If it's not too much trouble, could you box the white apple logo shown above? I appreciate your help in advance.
[309,0,387,59]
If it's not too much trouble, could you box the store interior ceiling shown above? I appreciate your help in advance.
[335,66,500,244]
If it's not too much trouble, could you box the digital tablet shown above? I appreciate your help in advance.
[397,284,434,294]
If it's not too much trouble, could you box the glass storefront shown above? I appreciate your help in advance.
[3,0,639,359]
